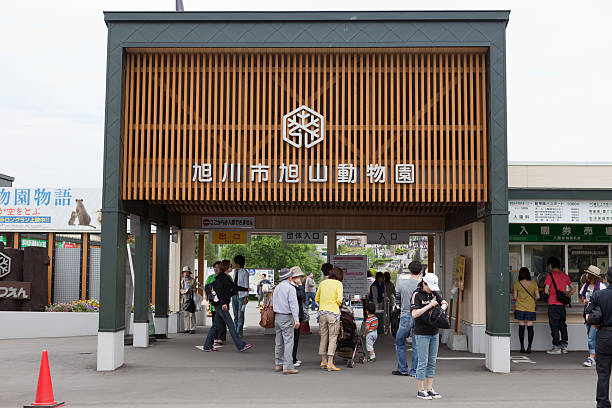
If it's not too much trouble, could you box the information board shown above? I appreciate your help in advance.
[331,255,368,297]
[509,200,612,224]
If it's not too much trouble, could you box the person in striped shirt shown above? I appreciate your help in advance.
[365,302,379,361]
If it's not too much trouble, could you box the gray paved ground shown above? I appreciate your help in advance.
[0,308,603,408]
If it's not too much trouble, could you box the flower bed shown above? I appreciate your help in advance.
[45,299,100,312]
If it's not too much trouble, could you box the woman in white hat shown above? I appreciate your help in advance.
[580,265,607,367]
[180,266,197,334]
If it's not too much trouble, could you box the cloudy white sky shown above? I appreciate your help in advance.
[1,0,611,187]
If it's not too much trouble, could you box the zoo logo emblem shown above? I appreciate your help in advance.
[0,252,11,279]
[282,106,324,149]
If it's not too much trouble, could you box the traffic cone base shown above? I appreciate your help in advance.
[25,351,65,408]
[24,402,65,408]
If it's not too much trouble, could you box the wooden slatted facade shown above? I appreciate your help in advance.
[121,47,488,208]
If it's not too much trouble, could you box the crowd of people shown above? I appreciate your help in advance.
[180,254,612,404]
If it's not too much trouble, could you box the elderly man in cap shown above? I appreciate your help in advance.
[290,266,307,367]
[180,266,197,334]
[586,267,612,408]
[272,268,301,374]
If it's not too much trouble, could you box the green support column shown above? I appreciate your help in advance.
[133,215,151,347]
[154,224,170,337]
[99,209,127,332]
[485,212,510,335]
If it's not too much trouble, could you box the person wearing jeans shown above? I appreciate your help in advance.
[580,265,606,367]
[393,261,422,377]
[201,263,252,353]
[411,273,447,400]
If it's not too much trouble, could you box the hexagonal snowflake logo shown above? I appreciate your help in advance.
[0,252,11,279]
[282,105,325,149]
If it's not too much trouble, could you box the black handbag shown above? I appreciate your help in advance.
[426,306,451,329]
[549,273,571,306]
[183,296,196,313]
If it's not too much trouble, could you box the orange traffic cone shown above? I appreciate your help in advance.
[24,350,65,408]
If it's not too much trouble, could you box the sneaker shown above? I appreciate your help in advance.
[189,330,196,334]
[197,346,218,352]
[561,346,568,354]
[370,357,376,362]
[546,346,562,355]
[427,389,442,399]
[392,370,410,376]
[583,357,595,367]
[283,369,299,375]
[294,360,302,368]
[240,344,253,352]
[417,391,432,400]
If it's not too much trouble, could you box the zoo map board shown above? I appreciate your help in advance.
[0,188,102,233]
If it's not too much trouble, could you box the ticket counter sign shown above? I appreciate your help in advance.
[210,231,249,245]
[510,224,612,243]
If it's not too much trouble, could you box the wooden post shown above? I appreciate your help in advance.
[81,233,88,301]
[197,234,205,297]
[47,233,53,304]
[427,236,434,274]
[456,288,463,335]
[13,232,19,248]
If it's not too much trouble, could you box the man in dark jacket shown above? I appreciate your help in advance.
[586,267,612,408]
[201,264,252,353]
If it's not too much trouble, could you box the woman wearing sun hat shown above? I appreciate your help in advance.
[580,265,607,367]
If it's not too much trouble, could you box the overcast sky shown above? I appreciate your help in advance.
[1,0,611,187]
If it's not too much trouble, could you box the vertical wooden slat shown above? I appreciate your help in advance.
[133,54,141,200]
[359,53,364,202]
[365,53,370,202]
[475,52,481,202]
[211,53,218,201]
[322,53,328,202]
[426,53,432,203]
[176,53,184,200]
[432,53,438,202]
[334,53,339,202]
[187,53,194,201]
[462,53,469,202]
[155,54,162,201]
[145,53,153,200]
[273,53,279,202]
[169,54,176,200]
[206,54,212,200]
[266,53,272,202]
[469,53,475,202]
[225,53,231,201]
[340,53,345,202]
[383,53,389,202]
[444,54,450,202]
[405,53,411,202]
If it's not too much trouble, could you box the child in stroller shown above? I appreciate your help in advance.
[336,304,369,367]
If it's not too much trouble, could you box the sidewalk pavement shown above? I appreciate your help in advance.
[0,310,602,408]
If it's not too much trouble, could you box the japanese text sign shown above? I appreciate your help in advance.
[282,231,325,244]
[202,216,255,230]
[209,231,249,245]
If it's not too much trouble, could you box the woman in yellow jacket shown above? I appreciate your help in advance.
[315,267,344,371]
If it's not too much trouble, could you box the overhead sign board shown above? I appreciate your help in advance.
[366,231,411,245]
[331,255,368,297]
[202,216,255,230]
[209,231,249,245]
[509,200,612,224]
[509,223,612,243]
[282,231,325,244]
[0,188,102,233]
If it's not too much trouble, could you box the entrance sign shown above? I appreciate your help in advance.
[0,282,30,299]
[509,200,612,224]
[282,231,325,244]
[366,231,411,245]
[331,255,368,297]
[121,49,488,204]
[509,223,612,243]
[0,188,101,232]
[202,216,255,229]
[209,231,249,245]
[0,252,10,279]
[282,106,324,149]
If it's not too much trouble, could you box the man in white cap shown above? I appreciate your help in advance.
[272,268,300,374]
[180,266,196,334]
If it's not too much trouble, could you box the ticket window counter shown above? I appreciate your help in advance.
[510,243,612,314]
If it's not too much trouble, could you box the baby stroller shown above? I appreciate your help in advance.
[336,304,368,368]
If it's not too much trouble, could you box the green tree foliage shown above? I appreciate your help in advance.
[220,235,323,282]
[412,248,422,264]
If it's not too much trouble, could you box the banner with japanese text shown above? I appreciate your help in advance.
[0,188,102,233]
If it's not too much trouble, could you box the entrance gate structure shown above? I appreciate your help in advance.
[99,11,510,372]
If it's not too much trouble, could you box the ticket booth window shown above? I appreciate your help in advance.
[523,245,565,290]
[568,245,609,303]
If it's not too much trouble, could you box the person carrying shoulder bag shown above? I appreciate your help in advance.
[544,257,575,354]
[512,267,540,353]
